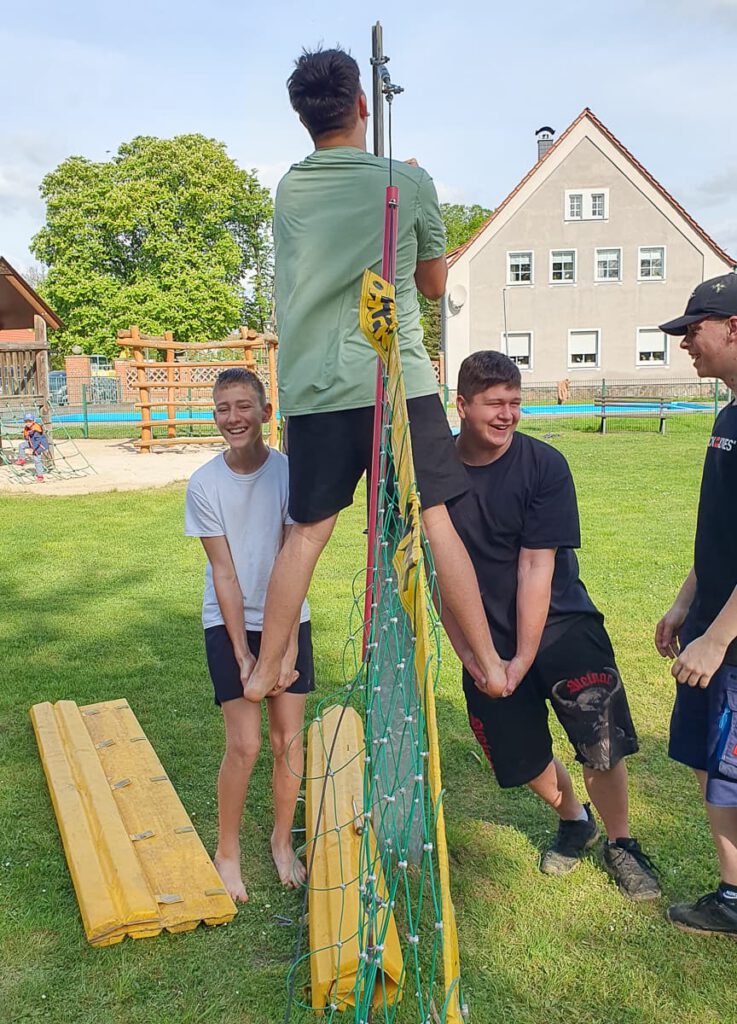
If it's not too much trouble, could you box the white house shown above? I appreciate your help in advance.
[443,108,736,387]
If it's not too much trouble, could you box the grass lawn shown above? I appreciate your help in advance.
[1,428,734,1024]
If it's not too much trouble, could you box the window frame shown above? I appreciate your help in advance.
[549,248,577,284]
[590,192,607,219]
[506,250,534,286]
[594,246,622,283]
[501,330,534,372]
[567,328,601,369]
[635,326,669,367]
[564,188,609,221]
[567,192,583,220]
[638,245,667,282]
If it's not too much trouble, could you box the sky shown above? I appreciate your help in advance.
[2,0,737,271]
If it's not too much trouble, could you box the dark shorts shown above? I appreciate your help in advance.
[463,615,639,788]
[668,660,737,807]
[285,393,468,523]
[204,621,315,704]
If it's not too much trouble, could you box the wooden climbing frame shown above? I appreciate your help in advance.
[117,326,279,451]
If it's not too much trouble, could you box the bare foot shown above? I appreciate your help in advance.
[243,664,277,703]
[214,852,248,903]
[271,834,307,889]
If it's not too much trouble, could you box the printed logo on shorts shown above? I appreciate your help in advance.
[707,435,735,452]
[564,670,616,697]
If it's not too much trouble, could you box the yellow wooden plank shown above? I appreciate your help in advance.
[80,700,236,932]
[30,698,235,946]
[305,705,402,1011]
[29,701,160,945]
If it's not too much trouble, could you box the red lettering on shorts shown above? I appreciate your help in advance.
[566,671,615,696]
[468,713,496,773]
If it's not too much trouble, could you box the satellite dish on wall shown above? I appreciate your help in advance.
[447,284,467,316]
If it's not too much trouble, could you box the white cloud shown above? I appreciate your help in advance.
[252,160,291,193]
[0,164,43,215]
[697,167,737,203]
[434,179,467,204]
[648,0,737,27]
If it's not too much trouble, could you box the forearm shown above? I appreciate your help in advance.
[515,564,553,668]
[672,567,697,616]
[705,583,737,650]
[440,602,474,663]
[212,571,249,662]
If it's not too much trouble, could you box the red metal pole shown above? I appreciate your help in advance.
[363,185,399,658]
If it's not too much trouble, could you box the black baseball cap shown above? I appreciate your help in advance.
[660,273,737,335]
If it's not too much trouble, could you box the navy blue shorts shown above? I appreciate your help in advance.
[204,621,315,704]
[668,660,737,807]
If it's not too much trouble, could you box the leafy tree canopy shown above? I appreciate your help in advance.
[440,203,492,253]
[31,135,273,358]
[420,202,492,358]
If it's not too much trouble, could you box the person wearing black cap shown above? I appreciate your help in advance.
[655,272,737,936]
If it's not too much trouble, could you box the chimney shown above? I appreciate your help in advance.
[535,126,555,161]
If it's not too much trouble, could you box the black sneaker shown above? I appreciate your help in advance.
[602,838,661,901]
[541,804,600,875]
[667,891,737,937]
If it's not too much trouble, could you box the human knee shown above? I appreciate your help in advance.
[269,728,298,762]
[293,516,337,552]
[226,731,261,765]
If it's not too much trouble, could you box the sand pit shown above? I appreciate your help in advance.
[0,438,225,496]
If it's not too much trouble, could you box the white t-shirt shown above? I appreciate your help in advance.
[184,448,310,630]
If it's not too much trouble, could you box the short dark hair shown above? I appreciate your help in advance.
[457,350,521,398]
[212,367,266,405]
[287,48,361,139]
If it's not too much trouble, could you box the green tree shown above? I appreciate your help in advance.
[419,202,491,358]
[31,135,273,358]
[440,202,491,252]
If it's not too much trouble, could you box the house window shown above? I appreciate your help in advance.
[568,193,583,219]
[568,329,600,367]
[639,246,665,280]
[636,327,668,365]
[564,188,609,221]
[595,248,621,282]
[508,251,533,284]
[505,332,532,369]
[551,250,576,283]
[591,193,606,218]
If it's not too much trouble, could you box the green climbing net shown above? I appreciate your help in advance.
[287,337,466,1024]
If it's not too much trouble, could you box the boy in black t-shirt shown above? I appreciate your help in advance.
[656,274,737,937]
[447,351,659,901]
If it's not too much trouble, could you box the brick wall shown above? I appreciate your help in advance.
[64,355,91,404]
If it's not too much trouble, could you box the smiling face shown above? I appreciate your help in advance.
[212,382,271,451]
[680,316,737,379]
[457,383,522,458]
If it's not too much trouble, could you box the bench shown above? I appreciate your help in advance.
[594,395,671,434]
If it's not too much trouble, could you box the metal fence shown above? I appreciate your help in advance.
[47,376,223,441]
[31,374,733,442]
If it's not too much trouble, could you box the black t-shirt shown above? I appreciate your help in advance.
[684,401,737,665]
[449,432,600,660]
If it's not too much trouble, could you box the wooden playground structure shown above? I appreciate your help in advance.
[117,326,279,451]
[0,314,51,423]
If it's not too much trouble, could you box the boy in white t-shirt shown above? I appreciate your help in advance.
[185,368,313,902]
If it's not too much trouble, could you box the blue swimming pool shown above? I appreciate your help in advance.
[49,402,712,425]
[519,401,711,415]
